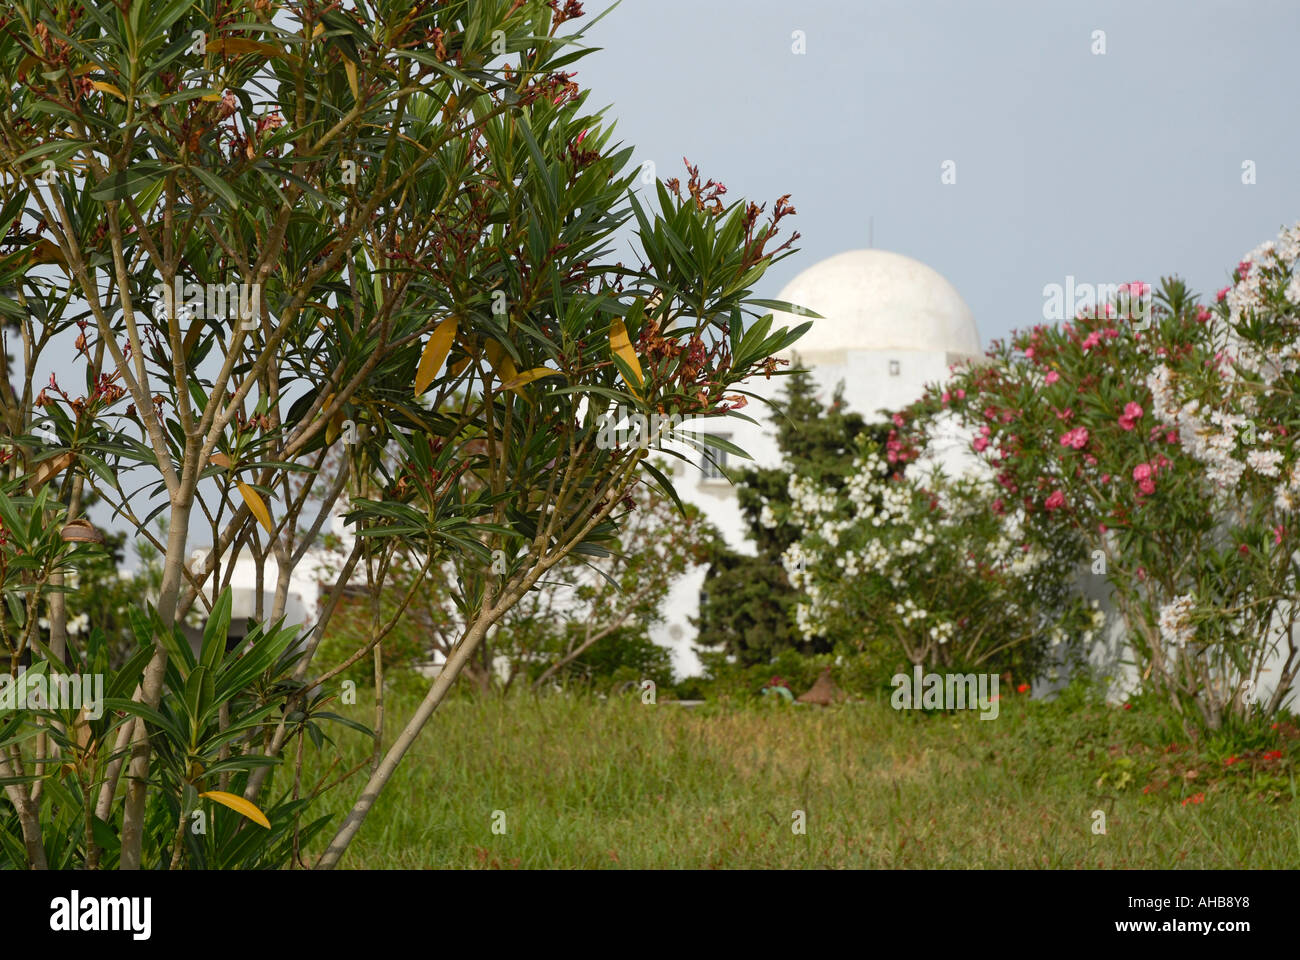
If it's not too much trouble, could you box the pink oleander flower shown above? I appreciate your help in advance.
[941,391,951,405]
[1196,306,1212,323]
[955,388,965,400]
[973,436,989,452]
[991,497,1005,515]
[1024,346,1036,359]
[1217,286,1230,302]
[1119,402,1143,431]
[1133,462,1156,495]
[1060,426,1089,450]
[1082,331,1102,351]
[1045,370,1060,385]
[1045,490,1066,511]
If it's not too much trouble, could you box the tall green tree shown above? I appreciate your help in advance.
[0,0,806,869]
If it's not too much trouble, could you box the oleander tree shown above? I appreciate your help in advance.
[0,0,807,869]
[780,438,1095,678]
[899,240,1300,730]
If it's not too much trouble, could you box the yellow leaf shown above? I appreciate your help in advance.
[344,59,360,101]
[23,239,66,267]
[414,316,458,395]
[484,339,518,384]
[324,393,342,443]
[209,452,232,469]
[502,367,562,391]
[609,318,644,398]
[236,481,274,536]
[89,80,126,101]
[199,790,271,829]
[448,355,472,377]
[210,38,284,59]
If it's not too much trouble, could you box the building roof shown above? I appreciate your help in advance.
[772,249,981,359]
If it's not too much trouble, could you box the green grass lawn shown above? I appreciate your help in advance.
[299,682,1300,868]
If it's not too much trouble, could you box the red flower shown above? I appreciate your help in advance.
[1016,683,1030,694]
[1182,792,1205,806]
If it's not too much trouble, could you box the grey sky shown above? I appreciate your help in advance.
[580,0,1300,348]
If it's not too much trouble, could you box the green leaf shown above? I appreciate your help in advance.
[189,165,240,209]
[201,590,233,672]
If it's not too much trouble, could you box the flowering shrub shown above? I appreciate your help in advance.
[776,441,1094,678]
[898,227,1300,729]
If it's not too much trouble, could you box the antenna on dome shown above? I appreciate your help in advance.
[868,216,874,248]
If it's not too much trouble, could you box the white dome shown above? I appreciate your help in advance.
[773,249,980,359]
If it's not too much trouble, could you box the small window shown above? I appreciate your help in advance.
[888,359,900,376]
[701,434,731,480]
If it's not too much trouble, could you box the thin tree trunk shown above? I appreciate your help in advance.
[119,496,193,869]
[314,609,494,869]
[0,754,46,869]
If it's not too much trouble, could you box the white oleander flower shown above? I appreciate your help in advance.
[1158,594,1196,649]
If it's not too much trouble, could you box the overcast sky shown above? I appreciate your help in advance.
[580,0,1300,348]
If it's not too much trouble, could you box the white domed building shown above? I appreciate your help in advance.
[651,249,983,677]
